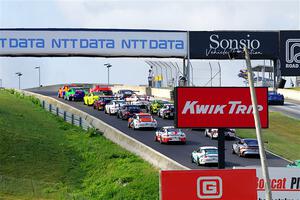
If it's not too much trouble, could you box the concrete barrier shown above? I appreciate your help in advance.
[19,90,188,170]
[278,89,300,102]
[151,87,173,100]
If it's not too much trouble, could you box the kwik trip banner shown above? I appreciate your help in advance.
[0,29,187,57]
[189,31,279,59]
[280,31,300,76]
[175,87,268,128]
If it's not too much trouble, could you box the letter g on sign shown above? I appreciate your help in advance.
[197,176,222,199]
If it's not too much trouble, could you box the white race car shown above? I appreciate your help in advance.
[155,126,186,144]
[157,104,175,119]
[204,128,236,140]
[104,100,126,115]
[191,146,218,166]
[128,113,157,130]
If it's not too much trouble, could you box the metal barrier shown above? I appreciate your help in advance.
[42,100,91,130]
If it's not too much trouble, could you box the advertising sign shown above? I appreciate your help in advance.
[280,31,300,76]
[0,29,187,57]
[175,87,268,128]
[160,169,257,200]
[235,167,300,200]
[189,31,279,59]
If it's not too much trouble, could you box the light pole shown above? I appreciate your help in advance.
[104,63,112,87]
[15,72,23,89]
[35,66,41,87]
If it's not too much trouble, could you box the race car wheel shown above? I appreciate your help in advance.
[117,113,120,118]
[232,148,235,154]
[197,158,201,166]
[155,136,158,142]
[109,109,112,115]
[93,105,96,109]
[191,155,194,163]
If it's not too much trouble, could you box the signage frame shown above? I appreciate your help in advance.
[174,86,269,129]
[279,30,300,76]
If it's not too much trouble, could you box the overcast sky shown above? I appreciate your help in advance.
[0,0,299,89]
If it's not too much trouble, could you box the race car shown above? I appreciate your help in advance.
[204,128,236,140]
[128,113,157,130]
[93,96,115,111]
[131,101,150,113]
[268,91,284,105]
[149,100,170,114]
[64,87,88,101]
[104,100,126,115]
[117,105,141,120]
[287,160,300,168]
[58,84,82,98]
[191,146,218,166]
[155,126,186,144]
[83,91,105,106]
[90,85,113,95]
[157,104,175,119]
[116,89,135,99]
[232,138,259,157]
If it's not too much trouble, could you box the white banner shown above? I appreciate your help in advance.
[0,29,187,57]
[235,167,300,200]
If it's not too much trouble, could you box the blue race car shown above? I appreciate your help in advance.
[268,91,284,105]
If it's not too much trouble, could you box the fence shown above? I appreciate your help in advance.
[41,100,91,131]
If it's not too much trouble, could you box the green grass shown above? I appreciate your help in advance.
[237,111,300,161]
[286,87,300,91]
[0,89,159,200]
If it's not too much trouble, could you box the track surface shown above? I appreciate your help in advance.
[269,100,300,120]
[32,90,290,169]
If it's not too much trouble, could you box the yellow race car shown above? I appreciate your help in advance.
[83,92,102,106]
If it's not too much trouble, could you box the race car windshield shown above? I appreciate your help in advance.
[93,92,103,95]
[139,115,152,119]
[205,149,218,155]
[102,90,113,95]
[167,128,178,132]
[128,106,140,110]
[245,140,258,146]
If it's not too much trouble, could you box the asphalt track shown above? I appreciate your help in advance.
[269,100,300,120]
[31,90,290,169]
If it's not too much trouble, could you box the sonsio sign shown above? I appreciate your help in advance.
[175,87,268,128]
[160,169,257,200]
[189,31,279,59]
[235,167,300,200]
[280,31,300,76]
[0,29,187,57]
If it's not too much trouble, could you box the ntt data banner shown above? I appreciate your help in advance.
[189,31,279,59]
[175,87,268,128]
[280,31,300,76]
[0,29,187,57]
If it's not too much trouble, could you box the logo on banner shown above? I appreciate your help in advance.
[285,39,300,69]
[206,34,262,57]
[197,176,223,199]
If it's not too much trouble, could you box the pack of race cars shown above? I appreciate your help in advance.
[58,84,260,167]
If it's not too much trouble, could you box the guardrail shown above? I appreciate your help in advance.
[41,100,91,130]
[18,89,188,171]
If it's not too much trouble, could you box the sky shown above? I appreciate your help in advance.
[0,0,299,89]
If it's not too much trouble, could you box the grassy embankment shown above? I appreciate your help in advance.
[0,89,158,200]
[288,87,300,91]
[237,111,300,161]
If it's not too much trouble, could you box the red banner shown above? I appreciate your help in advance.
[160,169,257,200]
[175,87,268,128]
